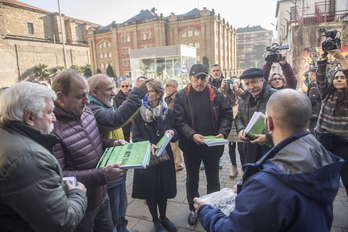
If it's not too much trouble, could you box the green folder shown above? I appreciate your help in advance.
[97,141,151,169]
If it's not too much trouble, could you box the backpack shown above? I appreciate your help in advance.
[307,84,321,118]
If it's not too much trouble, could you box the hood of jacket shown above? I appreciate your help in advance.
[243,131,344,205]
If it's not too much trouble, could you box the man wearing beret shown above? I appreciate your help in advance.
[174,64,232,225]
[235,68,277,165]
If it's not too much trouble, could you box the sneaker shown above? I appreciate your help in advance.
[153,222,166,232]
[161,218,178,232]
[188,211,198,225]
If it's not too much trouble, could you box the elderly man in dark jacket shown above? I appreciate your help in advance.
[235,68,277,165]
[0,82,87,232]
[174,64,232,225]
[51,69,125,232]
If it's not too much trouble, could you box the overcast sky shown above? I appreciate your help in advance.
[19,0,278,36]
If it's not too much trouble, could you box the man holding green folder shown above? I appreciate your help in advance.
[174,64,232,225]
[235,68,277,164]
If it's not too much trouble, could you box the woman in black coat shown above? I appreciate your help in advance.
[132,79,178,232]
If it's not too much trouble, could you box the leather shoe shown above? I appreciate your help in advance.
[161,218,178,232]
[188,211,198,225]
[154,222,166,232]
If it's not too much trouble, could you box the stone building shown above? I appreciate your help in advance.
[0,0,101,87]
[87,7,238,79]
[236,25,274,70]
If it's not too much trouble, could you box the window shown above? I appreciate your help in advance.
[123,60,130,67]
[181,32,187,38]
[27,23,34,34]
[187,30,193,37]
[76,35,81,41]
[195,43,200,48]
[142,32,151,40]
[122,48,130,55]
[101,64,105,69]
[99,53,103,59]
[194,30,199,36]
[122,35,130,43]
[108,52,112,58]
[197,56,200,62]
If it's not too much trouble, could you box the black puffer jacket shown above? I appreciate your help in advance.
[0,122,87,232]
[174,84,232,152]
[235,82,277,133]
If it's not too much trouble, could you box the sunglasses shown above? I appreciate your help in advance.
[271,78,283,81]
[121,85,129,88]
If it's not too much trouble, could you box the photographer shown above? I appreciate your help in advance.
[263,53,297,90]
[315,49,348,197]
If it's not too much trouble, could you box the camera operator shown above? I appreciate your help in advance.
[263,53,297,90]
[315,49,348,197]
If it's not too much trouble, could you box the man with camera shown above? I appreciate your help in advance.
[235,68,277,164]
[263,53,297,90]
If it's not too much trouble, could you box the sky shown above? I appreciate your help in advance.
[19,0,279,37]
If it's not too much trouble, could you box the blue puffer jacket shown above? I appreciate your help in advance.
[198,131,343,232]
[52,104,114,210]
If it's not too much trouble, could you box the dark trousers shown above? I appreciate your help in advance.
[183,146,223,211]
[316,133,348,196]
[244,143,270,164]
[228,142,245,166]
[74,195,113,232]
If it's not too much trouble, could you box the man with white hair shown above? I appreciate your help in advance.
[0,82,87,232]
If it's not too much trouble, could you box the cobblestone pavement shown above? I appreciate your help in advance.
[124,145,348,232]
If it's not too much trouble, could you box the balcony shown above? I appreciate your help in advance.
[287,1,348,27]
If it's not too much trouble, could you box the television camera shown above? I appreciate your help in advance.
[318,28,341,54]
[265,43,289,63]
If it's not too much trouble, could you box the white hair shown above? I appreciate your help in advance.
[0,82,57,126]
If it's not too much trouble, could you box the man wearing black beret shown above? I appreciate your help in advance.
[235,68,277,166]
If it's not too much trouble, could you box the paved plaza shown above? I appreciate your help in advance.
[124,146,348,232]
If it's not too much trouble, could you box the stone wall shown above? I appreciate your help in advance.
[0,39,90,87]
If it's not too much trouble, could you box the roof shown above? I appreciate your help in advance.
[236,25,268,33]
[2,0,102,27]
[177,8,200,17]
[123,9,156,23]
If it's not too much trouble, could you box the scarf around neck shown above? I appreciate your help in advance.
[140,99,169,123]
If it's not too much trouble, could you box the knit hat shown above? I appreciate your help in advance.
[240,68,264,79]
[189,64,209,77]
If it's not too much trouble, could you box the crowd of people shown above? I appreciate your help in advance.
[0,48,347,232]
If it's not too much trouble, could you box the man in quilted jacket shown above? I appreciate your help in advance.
[51,69,126,232]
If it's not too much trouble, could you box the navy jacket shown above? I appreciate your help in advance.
[198,131,343,232]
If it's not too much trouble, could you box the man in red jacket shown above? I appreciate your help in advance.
[51,69,126,232]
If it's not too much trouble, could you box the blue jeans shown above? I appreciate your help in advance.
[108,181,129,232]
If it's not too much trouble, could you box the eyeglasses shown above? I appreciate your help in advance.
[121,85,129,88]
[271,78,283,81]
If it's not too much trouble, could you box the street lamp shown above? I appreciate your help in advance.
[57,0,67,69]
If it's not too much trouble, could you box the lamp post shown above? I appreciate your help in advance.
[57,0,67,68]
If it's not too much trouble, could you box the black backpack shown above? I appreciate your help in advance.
[307,84,321,118]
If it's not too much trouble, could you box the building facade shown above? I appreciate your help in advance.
[0,0,101,87]
[275,0,348,89]
[236,26,274,70]
[87,7,238,79]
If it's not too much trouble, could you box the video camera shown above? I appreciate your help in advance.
[265,43,289,63]
[318,28,341,52]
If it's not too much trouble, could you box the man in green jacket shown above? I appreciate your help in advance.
[0,82,87,232]
[87,74,150,232]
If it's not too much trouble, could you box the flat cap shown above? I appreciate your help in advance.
[240,68,264,79]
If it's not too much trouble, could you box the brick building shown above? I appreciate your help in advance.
[87,7,238,79]
[236,25,274,70]
[0,0,101,87]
